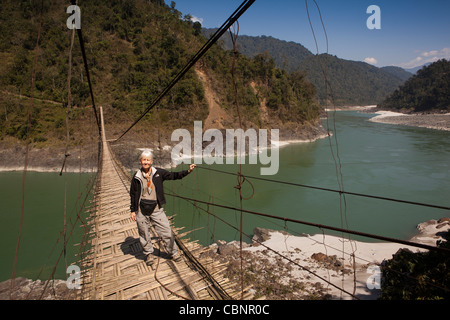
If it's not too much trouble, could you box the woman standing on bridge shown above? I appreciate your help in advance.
[130,149,196,266]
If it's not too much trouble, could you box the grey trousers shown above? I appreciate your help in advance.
[136,206,178,257]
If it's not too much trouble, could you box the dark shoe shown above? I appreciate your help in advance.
[169,252,182,262]
[146,254,155,266]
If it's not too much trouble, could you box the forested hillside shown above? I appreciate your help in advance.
[380,66,413,82]
[298,54,407,106]
[378,59,450,113]
[202,29,313,73]
[207,27,410,106]
[0,0,324,169]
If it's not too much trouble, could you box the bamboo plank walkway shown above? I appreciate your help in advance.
[76,107,253,300]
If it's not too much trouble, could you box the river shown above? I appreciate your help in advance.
[1,111,449,282]
[0,171,95,282]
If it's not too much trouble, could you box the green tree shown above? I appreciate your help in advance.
[379,59,450,113]
[380,232,450,300]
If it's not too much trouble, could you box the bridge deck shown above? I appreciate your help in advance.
[77,107,252,300]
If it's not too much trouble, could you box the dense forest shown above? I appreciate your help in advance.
[378,59,450,113]
[207,28,411,106]
[0,0,322,159]
[297,54,407,106]
[202,30,314,73]
[380,66,413,82]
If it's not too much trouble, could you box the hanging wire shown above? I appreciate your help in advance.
[305,0,358,296]
[168,187,450,296]
[9,0,45,300]
[166,192,450,254]
[69,0,100,133]
[174,190,361,299]
[167,172,450,295]
[229,20,244,300]
[196,165,450,211]
[60,20,77,273]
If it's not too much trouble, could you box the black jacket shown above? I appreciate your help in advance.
[130,166,190,212]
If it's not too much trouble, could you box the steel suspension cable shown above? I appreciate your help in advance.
[70,0,101,134]
[172,191,360,300]
[166,192,450,254]
[196,166,450,211]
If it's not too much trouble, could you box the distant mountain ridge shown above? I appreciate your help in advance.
[203,29,313,72]
[380,66,413,82]
[298,54,411,106]
[203,28,413,106]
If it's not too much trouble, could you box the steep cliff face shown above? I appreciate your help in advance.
[195,67,232,131]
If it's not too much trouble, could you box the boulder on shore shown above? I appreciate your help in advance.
[410,218,450,246]
[252,227,290,245]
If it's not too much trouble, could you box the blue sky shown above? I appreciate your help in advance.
[167,0,450,69]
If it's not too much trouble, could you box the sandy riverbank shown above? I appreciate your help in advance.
[323,105,450,132]
[368,110,450,131]
[325,105,377,112]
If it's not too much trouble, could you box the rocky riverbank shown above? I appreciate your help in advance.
[0,277,74,300]
[0,121,328,173]
[323,105,450,132]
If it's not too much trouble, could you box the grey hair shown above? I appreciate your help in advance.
[139,149,154,161]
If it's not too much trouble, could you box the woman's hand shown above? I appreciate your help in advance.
[188,164,197,173]
[130,211,137,222]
